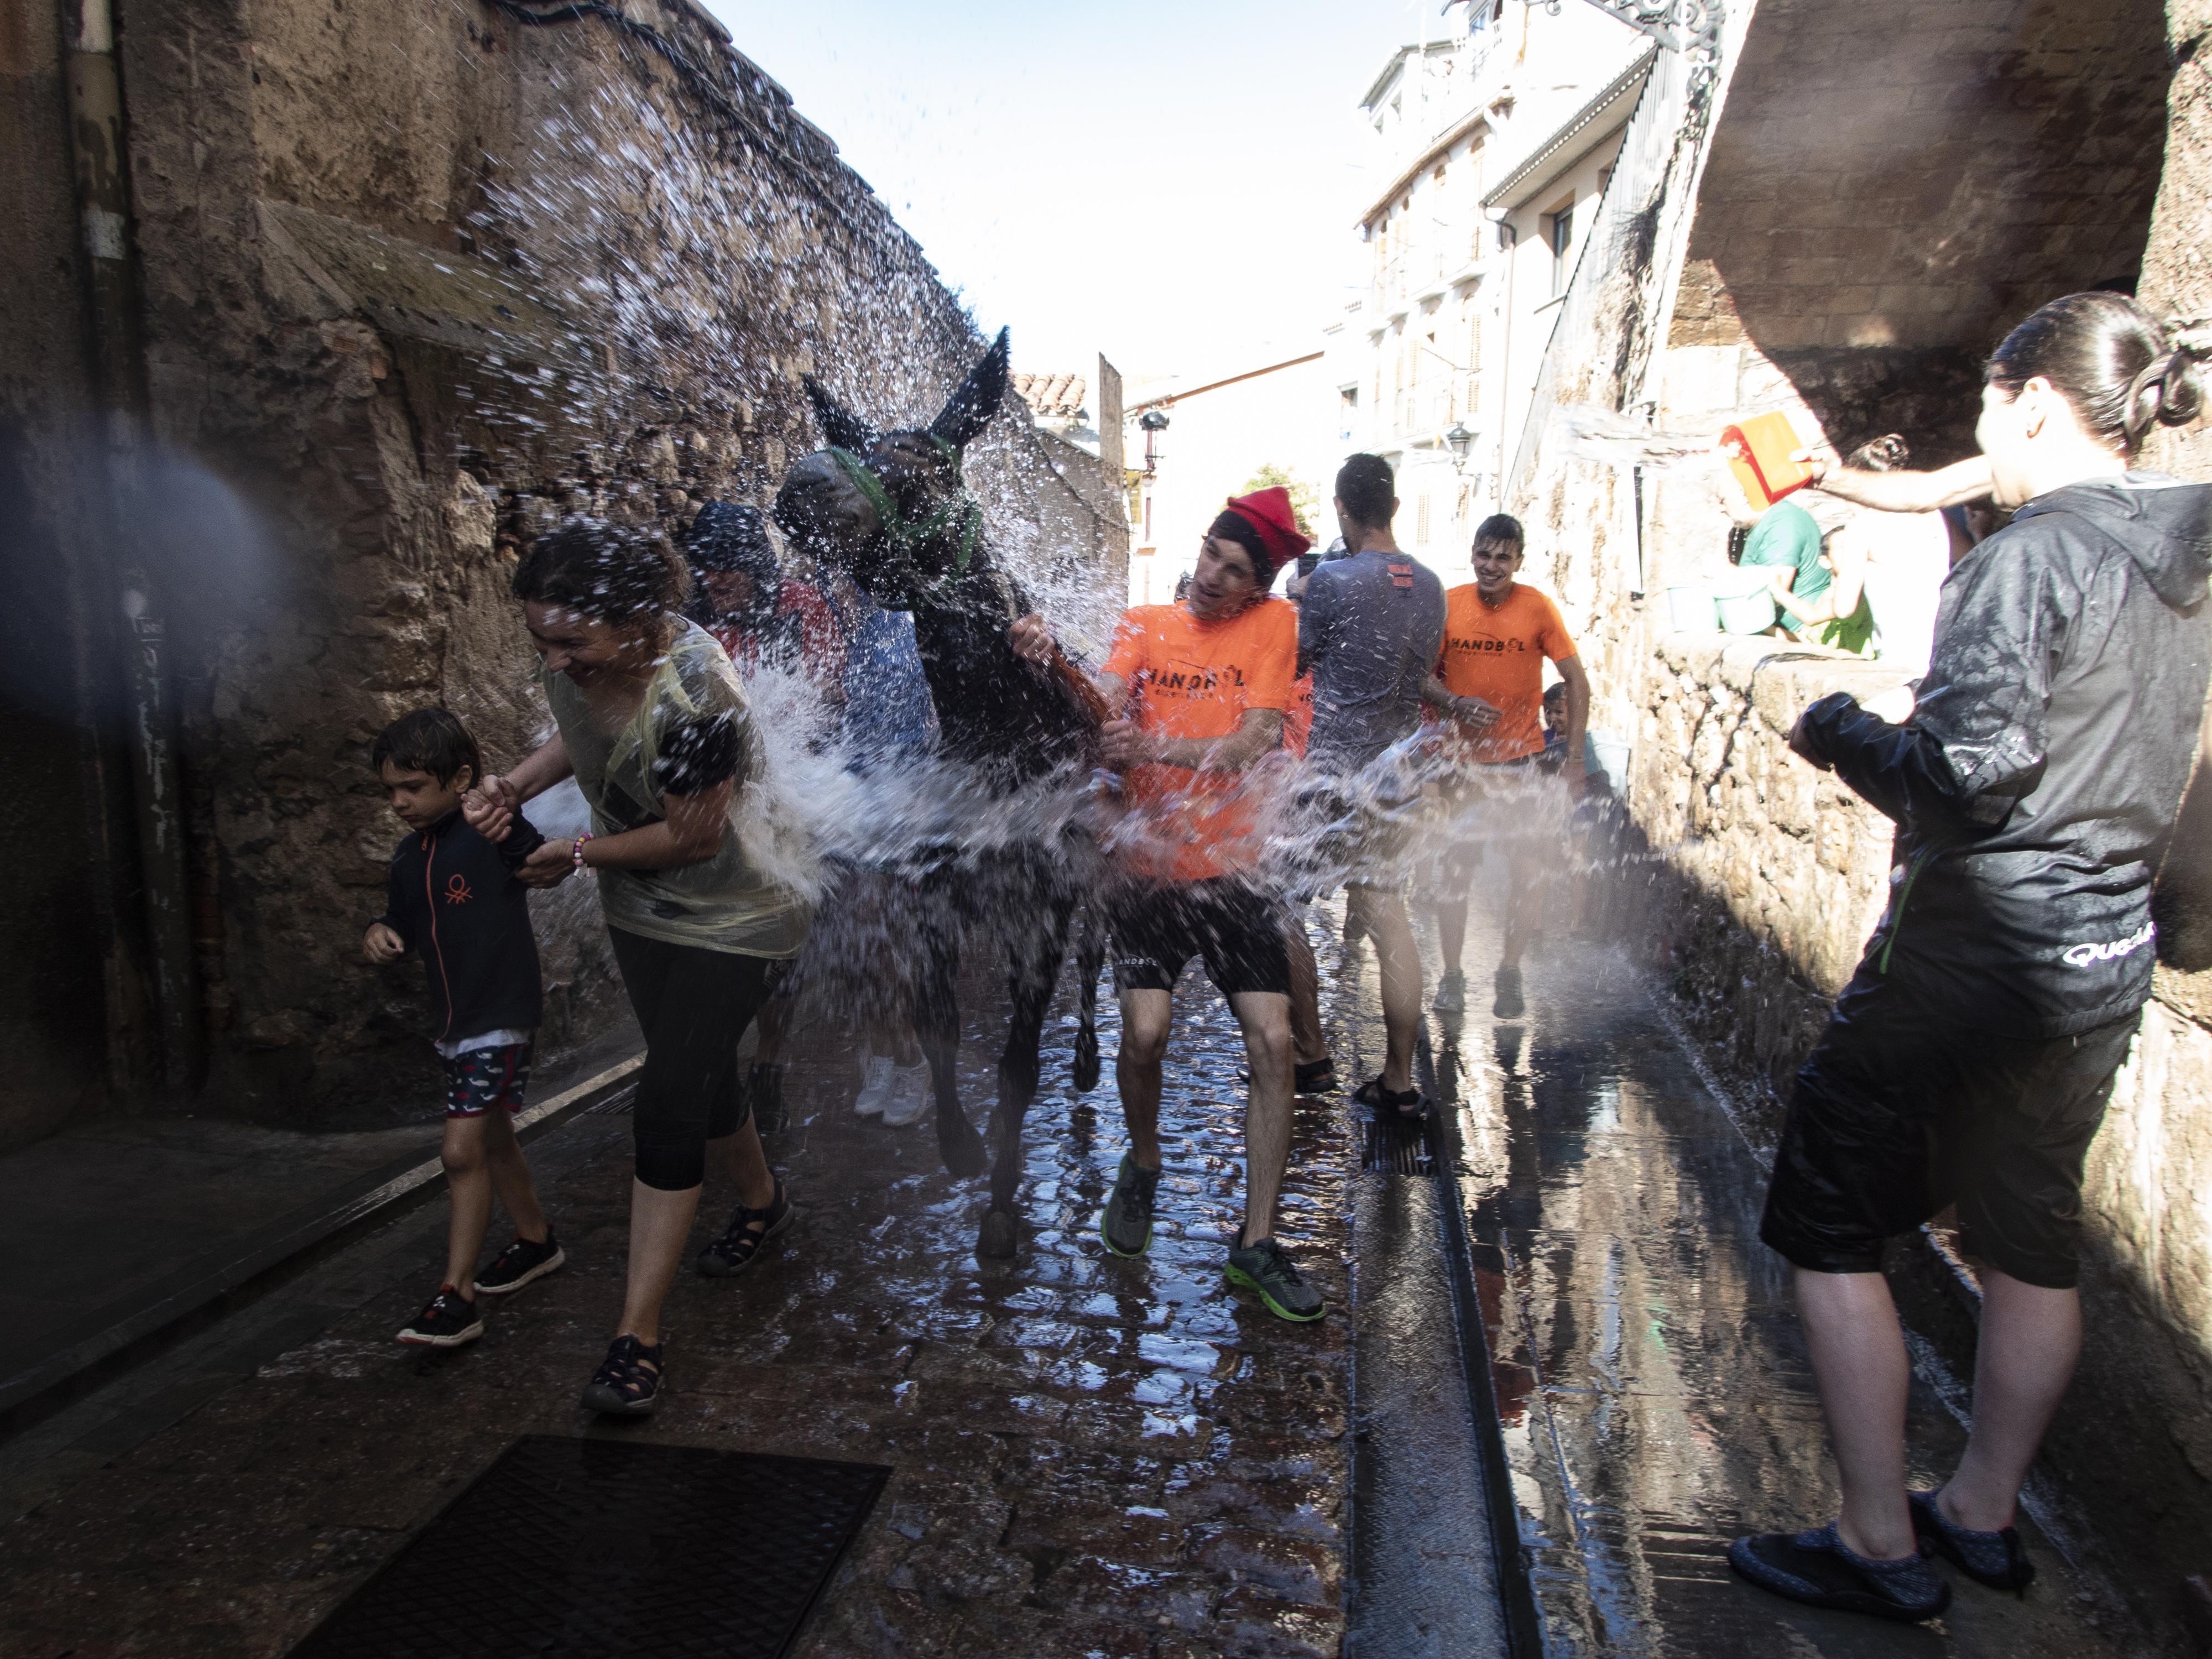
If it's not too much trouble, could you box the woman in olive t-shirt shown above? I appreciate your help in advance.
[472,517,812,1417]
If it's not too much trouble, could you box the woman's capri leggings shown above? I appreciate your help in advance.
[608,928,775,1191]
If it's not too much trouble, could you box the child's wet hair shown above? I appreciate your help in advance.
[372,707,483,787]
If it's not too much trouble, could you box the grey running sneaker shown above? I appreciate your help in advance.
[1225,1237,1326,1322]
[1493,966,1526,1019]
[473,1231,564,1297]
[1433,969,1466,1013]
[1100,1154,1160,1258]
[397,1285,483,1348]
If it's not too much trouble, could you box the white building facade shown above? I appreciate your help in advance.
[1120,353,1334,606]
[1327,0,1651,581]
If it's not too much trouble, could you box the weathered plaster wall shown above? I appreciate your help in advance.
[1,0,1122,1135]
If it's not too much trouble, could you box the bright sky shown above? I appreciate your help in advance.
[700,1,1459,385]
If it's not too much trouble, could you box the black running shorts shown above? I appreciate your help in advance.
[1104,876,1292,999]
[1760,967,2138,1290]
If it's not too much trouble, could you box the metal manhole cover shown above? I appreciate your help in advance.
[290,1436,890,1658]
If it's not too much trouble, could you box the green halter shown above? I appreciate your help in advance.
[826,441,981,578]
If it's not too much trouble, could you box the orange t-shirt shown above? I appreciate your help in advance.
[1434,583,1577,763]
[1102,597,1298,881]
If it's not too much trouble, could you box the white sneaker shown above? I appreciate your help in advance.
[854,1053,895,1118]
[879,1061,932,1127]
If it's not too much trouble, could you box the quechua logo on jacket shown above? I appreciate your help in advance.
[2060,920,2153,967]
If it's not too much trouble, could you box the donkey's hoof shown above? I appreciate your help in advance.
[976,1208,1020,1259]
[1072,1027,1101,1093]
[937,1108,989,1180]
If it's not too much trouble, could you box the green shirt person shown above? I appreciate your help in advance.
[1741,499,1830,606]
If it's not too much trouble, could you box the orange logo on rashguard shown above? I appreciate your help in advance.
[445,874,473,905]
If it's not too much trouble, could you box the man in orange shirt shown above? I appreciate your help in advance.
[1086,487,1323,1322]
[1424,514,1591,1019]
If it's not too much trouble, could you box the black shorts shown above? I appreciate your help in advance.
[441,1041,531,1119]
[1104,877,1291,999]
[1760,968,2139,1289]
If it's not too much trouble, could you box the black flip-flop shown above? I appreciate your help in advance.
[1353,1074,1428,1120]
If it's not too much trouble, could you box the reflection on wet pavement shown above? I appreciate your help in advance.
[0,940,1357,1657]
[1428,915,2141,1658]
[0,894,2164,1658]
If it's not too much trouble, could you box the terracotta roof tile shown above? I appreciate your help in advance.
[1013,372,1087,419]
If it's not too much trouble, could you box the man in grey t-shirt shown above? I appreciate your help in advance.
[1297,455,1444,1117]
[1301,514,1446,773]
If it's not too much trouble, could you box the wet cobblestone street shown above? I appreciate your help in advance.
[1429,924,2140,1659]
[0,926,1358,1659]
[0,896,2173,1658]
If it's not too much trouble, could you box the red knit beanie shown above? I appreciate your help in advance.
[1210,487,1312,582]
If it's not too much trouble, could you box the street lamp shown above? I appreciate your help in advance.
[1136,408,1170,480]
[1445,421,1476,470]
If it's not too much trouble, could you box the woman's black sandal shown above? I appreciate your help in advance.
[1353,1074,1428,1120]
[696,1177,795,1278]
[580,1334,664,1416]
[1908,1489,2036,1595]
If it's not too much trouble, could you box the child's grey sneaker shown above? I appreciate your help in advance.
[1225,1237,1326,1322]
[1908,1489,2036,1593]
[1728,1523,1949,1622]
[1433,968,1466,1013]
[473,1232,565,1296]
[1100,1154,1159,1258]
[397,1286,483,1348]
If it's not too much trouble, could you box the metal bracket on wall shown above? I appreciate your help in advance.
[1523,0,1724,85]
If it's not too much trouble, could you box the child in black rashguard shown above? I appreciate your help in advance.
[364,709,565,1350]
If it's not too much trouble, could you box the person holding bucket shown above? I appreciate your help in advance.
[1728,293,2210,1620]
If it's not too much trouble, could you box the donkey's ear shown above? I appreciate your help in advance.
[928,327,1010,449]
[802,375,879,453]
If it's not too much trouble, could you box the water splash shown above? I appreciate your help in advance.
[1551,403,1728,478]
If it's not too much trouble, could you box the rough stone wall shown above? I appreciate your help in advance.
[10,0,1126,1129]
[1630,637,1903,1115]
[0,2,143,1149]
[1679,0,2170,358]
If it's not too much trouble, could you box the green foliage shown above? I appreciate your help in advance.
[1241,462,1319,537]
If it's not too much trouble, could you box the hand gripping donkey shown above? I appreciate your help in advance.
[772,329,1114,1259]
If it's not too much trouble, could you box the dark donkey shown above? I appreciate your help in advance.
[773,329,1112,1258]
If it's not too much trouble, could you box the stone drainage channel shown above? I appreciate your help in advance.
[0,898,2152,1657]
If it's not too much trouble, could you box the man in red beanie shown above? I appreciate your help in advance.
[1069,487,1328,1321]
